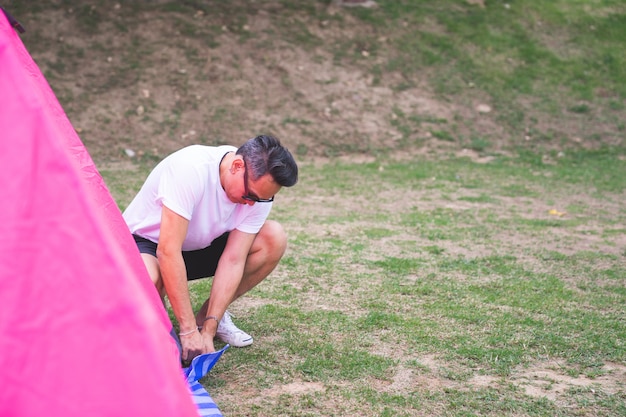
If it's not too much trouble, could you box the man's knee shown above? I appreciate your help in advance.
[141,253,163,288]
[258,220,287,258]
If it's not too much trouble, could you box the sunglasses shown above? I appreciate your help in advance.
[243,166,274,203]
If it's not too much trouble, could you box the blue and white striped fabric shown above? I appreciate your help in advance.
[183,345,229,417]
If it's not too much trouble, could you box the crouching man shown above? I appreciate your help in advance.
[123,135,298,362]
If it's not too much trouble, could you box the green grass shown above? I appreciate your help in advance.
[103,148,626,416]
[346,0,626,149]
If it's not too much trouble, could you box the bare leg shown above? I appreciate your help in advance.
[195,220,287,324]
[141,253,165,300]
[234,220,287,300]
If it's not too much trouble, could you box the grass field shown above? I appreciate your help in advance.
[103,147,625,416]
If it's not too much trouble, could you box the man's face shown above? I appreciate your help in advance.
[226,159,281,206]
[242,165,275,203]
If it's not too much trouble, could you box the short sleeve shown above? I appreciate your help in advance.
[235,203,273,234]
[156,156,205,221]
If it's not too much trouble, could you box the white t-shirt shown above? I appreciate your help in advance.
[123,145,272,251]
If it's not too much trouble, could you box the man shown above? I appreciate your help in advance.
[123,135,298,362]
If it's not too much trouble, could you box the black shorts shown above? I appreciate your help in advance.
[133,233,229,280]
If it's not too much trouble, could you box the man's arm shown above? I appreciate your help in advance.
[199,229,256,338]
[157,205,207,359]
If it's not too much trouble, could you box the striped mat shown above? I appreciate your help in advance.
[183,345,230,417]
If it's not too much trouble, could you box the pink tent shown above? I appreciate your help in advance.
[0,9,204,416]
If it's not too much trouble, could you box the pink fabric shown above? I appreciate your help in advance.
[0,13,199,417]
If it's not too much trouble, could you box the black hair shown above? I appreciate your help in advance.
[236,135,298,187]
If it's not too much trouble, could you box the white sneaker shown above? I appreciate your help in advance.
[216,311,253,347]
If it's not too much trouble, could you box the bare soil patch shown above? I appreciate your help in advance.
[512,360,626,403]
[13,1,617,167]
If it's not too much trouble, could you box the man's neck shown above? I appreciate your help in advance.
[219,151,234,190]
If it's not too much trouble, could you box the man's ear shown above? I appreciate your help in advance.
[230,156,245,173]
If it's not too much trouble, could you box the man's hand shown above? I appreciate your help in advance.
[199,329,216,353]
[180,329,215,363]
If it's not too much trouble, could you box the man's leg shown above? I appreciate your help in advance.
[141,253,165,300]
[139,252,182,356]
[235,220,287,300]
[195,220,287,320]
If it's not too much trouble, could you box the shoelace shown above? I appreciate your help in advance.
[219,312,242,334]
